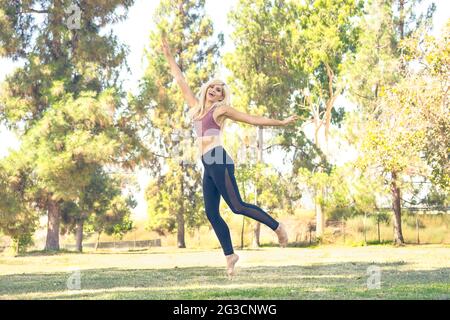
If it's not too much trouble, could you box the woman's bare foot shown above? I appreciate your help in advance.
[275,222,288,247]
[225,253,239,279]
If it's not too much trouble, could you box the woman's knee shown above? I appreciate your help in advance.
[205,209,220,222]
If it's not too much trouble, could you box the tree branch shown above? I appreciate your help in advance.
[23,7,49,14]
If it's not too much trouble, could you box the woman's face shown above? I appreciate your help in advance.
[206,84,224,103]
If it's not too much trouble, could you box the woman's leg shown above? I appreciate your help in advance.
[208,160,280,231]
[202,168,234,256]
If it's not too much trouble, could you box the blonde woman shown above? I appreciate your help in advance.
[161,37,298,278]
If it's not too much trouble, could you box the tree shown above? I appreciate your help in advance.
[225,0,362,242]
[289,0,362,238]
[344,0,436,245]
[225,0,304,245]
[61,167,136,252]
[0,153,37,254]
[138,0,223,248]
[85,196,135,250]
[0,1,144,250]
[145,163,206,240]
[400,21,449,192]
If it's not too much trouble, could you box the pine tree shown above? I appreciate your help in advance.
[138,0,223,248]
[0,1,142,250]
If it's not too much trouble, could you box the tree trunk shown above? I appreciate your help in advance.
[197,227,200,247]
[315,188,325,240]
[240,180,246,250]
[252,222,261,248]
[363,211,367,245]
[416,212,420,244]
[342,216,346,244]
[252,175,261,248]
[398,0,405,40]
[398,0,407,73]
[176,208,186,248]
[310,93,327,242]
[377,214,381,243]
[15,239,19,256]
[252,126,264,247]
[391,171,405,245]
[95,232,101,251]
[45,199,60,251]
[75,219,84,252]
[240,217,245,249]
[177,164,186,248]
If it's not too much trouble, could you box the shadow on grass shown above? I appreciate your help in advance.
[17,242,450,257]
[17,249,81,257]
[260,241,321,248]
[1,261,448,300]
[16,248,193,257]
[16,244,317,257]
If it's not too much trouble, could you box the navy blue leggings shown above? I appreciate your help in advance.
[201,146,279,256]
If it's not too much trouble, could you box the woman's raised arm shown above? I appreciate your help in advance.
[161,37,198,109]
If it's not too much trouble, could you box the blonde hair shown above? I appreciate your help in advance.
[189,78,231,121]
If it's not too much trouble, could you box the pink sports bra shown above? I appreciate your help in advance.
[193,104,221,137]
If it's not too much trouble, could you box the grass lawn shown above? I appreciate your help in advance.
[0,244,449,300]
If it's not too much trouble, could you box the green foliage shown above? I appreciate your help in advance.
[0,1,143,250]
[13,232,34,254]
[343,0,438,244]
[298,163,386,221]
[345,0,439,177]
[110,208,134,240]
[400,21,450,191]
[79,170,136,238]
[420,185,450,211]
[0,1,135,131]
[0,152,38,252]
[19,90,123,200]
[225,1,362,239]
[140,0,223,236]
[60,167,136,243]
[234,162,301,217]
[145,161,206,236]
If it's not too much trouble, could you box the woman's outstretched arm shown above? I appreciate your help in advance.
[161,37,198,109]
[222,106,299,127]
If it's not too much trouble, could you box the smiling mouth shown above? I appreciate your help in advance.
[208,92,215,98]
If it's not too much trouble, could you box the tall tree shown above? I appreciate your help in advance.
[0,1,144,250]
[401,21,449,193]
[225,0,303,245]
[344,0,436,245]
[226,0,361,241]
[290,0,362,239]
[138,0,223,248]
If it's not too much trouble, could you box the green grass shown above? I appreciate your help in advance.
[0,245,449,300]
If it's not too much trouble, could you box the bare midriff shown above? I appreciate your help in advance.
[197,112,226,156]
[197,135,223,156]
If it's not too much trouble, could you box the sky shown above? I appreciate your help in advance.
[0,0,449,219]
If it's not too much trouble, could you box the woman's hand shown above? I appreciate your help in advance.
[281,115,299,126]
[159,34,198,109]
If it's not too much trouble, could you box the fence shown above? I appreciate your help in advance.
[288,208,450,245]
[63,239,161,250]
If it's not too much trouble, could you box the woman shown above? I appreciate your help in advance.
[161,37,298,278]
